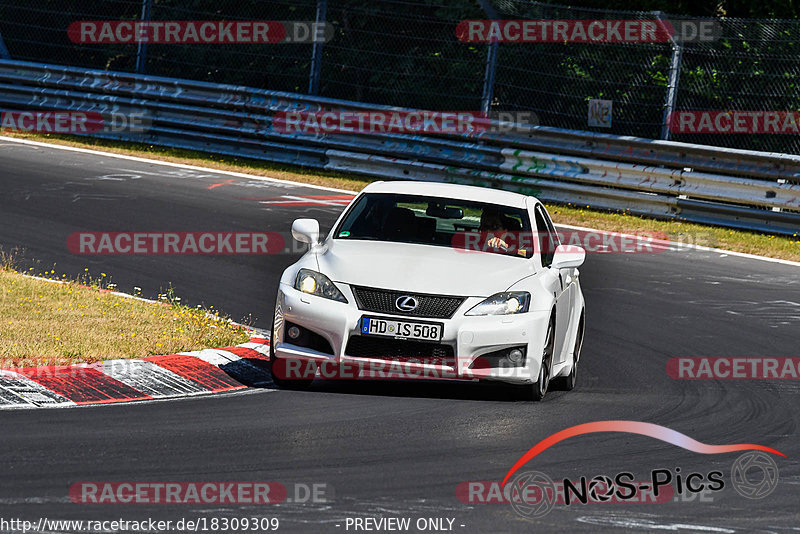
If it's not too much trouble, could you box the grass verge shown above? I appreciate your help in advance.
[4,132,800,262]
[0,259,250,368]
[547,205,800,262]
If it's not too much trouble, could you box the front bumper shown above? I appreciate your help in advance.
[273,283,551,384]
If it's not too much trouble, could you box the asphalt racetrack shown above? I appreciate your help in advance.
[0,138,798,533]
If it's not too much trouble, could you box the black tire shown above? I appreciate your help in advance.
[560,311,584,391]
[531,316,555,401]
[268,317,314,390]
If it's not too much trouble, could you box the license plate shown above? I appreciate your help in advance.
[361,317,443,341]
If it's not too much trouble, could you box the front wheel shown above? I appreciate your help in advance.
[531,316,555,401]
[559,311,584,392]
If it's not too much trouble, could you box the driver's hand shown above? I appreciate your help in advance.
[487,236,509,250]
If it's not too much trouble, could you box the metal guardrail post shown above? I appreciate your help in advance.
[654,11,683,141]
[661,43,683,141]
[308,0,328,96]
[135,0,153,74]
[478,0,498,114]
[481,42,498,114]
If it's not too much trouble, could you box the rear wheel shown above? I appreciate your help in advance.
[531,317,555,401]
[268,317,314,390]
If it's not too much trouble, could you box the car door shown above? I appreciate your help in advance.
[534,204,570,365]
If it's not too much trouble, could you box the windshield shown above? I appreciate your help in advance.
[333,193,533,258]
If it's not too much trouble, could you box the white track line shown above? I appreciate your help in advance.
[0,135,354,194]
[1,135,797,267]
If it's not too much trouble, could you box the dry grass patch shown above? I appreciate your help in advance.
[0,267,250,368]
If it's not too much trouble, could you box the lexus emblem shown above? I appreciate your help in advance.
[395,295,419,312]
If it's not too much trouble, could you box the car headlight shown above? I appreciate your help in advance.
[465,292,530,316]
[294,269,348,303]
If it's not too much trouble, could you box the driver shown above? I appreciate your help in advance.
[480,209,529,257]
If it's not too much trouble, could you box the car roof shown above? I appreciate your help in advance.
[360,180,535,209]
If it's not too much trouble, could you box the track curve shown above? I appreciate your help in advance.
[0,138,798,533]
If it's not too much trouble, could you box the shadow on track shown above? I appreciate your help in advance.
[298,377,569,402]
[213,351,569,402]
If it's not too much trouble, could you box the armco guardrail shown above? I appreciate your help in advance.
[0,59,798,235]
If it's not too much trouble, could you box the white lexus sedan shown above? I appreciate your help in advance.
[269,181,586,400]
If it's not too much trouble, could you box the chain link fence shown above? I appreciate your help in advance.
[1,1,799,154]
[675,18,800,152]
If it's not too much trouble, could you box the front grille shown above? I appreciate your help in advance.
[351,286,465,319]
[345,336,456,367]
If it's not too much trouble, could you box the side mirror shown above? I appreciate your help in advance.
[292,218,320,245]
[551,244,585,269]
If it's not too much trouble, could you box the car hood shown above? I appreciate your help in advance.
[316,239,532,297]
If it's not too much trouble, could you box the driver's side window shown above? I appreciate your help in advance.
[534,205,557,267]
